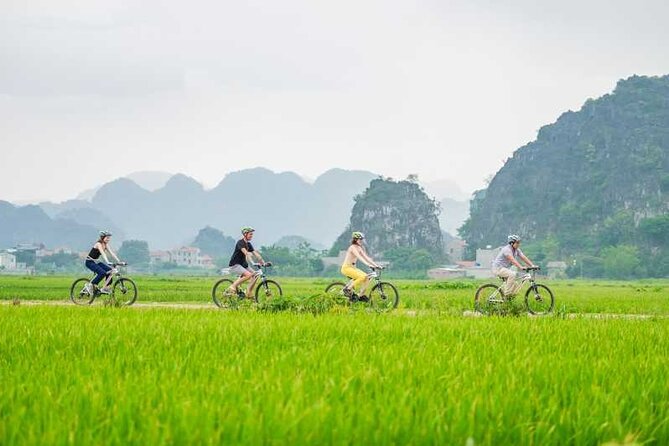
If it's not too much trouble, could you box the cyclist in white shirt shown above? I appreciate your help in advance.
[491,234,537,296]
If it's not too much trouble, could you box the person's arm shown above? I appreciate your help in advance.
[505,253,524,269]
[360,250,381,268]
[107,246,122,263]
[252,250,265,265]
[519,252,535,267]
[352,247,378,268]
[97,243,111,264]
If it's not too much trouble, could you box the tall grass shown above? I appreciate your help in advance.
[1,306,668,444]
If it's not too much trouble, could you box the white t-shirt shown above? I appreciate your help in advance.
[492,245,523,269]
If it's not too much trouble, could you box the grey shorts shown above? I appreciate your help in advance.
[229,264,253,276]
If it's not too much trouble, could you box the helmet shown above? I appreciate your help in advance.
[99,230,112,238]
[241,226,255,235]
[352,231,365,240]
[507,234,521,244]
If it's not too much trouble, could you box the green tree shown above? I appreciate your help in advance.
[40,252,78,268]
[118,240,150,266]
[639,215,669,246]
[192,226,236,258]
[601,245,641,279]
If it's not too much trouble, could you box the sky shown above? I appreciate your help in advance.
[1,0,668,203]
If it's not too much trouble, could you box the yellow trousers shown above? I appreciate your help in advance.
[341,265,368,290]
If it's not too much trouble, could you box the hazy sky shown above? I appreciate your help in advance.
[2,0,668,203]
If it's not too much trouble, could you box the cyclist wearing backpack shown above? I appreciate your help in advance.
[492,234,537,296]
[85,231,122,295]
[341,232,382,302]
[226,226,267,297]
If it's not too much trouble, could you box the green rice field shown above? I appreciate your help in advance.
[1,276,668,444]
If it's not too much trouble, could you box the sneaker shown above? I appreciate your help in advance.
[342,287,353,298]
[357,295,370,303]
[99,286,112,295]
[84,283,93,295]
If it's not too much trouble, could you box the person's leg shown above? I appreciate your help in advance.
[245,278,260,297]
[229,265,252,292]
[99,263,113,288]
[496,267,518,295]
[86,260,107,285]
[342,266,368,293]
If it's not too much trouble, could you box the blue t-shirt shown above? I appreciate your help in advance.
[492,245,523,269]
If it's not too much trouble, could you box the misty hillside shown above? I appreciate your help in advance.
[460,75,669,277]
[0,201,98,251]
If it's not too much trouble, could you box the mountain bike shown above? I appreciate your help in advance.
[70,262,138,306]
[474,266,554,315]
[325,267,399,311]
[212,263,281,308]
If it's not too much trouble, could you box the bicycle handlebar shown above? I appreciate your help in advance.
[523,266,540,271]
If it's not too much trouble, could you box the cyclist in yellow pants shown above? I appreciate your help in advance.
[340,231,382,302]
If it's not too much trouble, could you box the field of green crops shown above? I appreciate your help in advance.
[1,276,669,444]
[1,275,669,314]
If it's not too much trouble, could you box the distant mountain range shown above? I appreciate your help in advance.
[1,168,470,251]
[0,201,98,251]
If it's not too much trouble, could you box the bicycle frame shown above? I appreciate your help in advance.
[227,263,272,294]
[489,267,540,302]
[88,263,125,288]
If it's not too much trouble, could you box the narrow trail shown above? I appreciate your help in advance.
[1,299,667,320]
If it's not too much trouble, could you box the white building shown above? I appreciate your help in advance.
[150,247,215,268]
[0,252,17,270]
[475,246,501,268]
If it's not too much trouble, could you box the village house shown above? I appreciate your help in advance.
[150,247,215,268]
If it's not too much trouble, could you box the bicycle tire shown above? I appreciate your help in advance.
[70,278,95,306]
[212,278,238,308]
[525,284,554,315]
[369,281,399,310]
[324,282,347,295]
[113,278,138,306]
[255,279,282,304]
[474,283,505,314]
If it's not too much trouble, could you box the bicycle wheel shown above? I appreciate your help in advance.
[474,284,505,314]
[70,278,95,306]
[255,279,282,304]
[369,281,399,310]
[525,284,554,315]
[113,278,138,306]
[212,278,239,309]
[324,282,347,296]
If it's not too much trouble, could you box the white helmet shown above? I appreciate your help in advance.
[507,234,521,244]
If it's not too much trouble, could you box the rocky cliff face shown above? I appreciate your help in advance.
[460,75,669,258]
[332,178,443,258]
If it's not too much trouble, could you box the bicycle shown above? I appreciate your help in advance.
[325,267,399,311]
[70,262,138,306]
[212,262,282,308]
[474,266,554,315]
